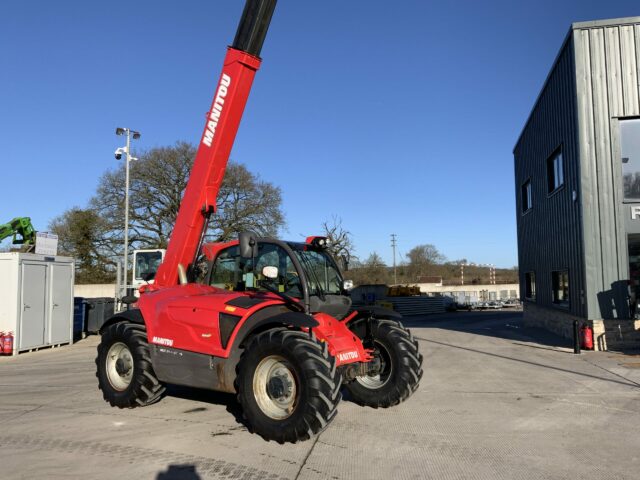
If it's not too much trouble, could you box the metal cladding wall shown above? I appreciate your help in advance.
[573,18,640,320]
[515,17,640,322]
[514,34,586,318]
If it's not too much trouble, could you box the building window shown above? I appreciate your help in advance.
[552,270,569,307]
[621,119,640,201]
[524,272,536,300]
[547,150,564,192]
[521,180,532,213]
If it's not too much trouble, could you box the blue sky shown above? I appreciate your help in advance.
[1,1,638,267]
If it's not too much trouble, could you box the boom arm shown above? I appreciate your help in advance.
[154,0,276,288]
[0,217,36,246]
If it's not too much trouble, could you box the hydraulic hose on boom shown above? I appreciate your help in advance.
[153,0,277,288]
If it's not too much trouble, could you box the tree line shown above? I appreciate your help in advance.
[346,254,518,286]
[320,221,517,286]
[49,141,515,286]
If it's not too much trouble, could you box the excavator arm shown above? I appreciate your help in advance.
[153,0,277,288]
[0,217,36,246]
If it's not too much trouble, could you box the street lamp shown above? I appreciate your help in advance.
[115,127,141,296]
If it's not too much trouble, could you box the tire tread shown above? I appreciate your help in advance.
[236,328,342,443]
[96,322,165,409]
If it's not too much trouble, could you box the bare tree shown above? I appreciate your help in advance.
[321,215,355,261]
[359,252,388,284]
[91,141,286,250]
[406,244,446,266]
[406,244,446,281]
[55,142,286,281]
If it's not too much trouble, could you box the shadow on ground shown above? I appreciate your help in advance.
[164,385,248,430]
[157,464,201,480]
[402,310,640,388]
[401,310,574,352]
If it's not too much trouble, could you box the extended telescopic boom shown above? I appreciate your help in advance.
[153,0,277,287]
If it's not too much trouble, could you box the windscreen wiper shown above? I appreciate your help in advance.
[260,281,305,312]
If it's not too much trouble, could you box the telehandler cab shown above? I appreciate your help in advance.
[96,0,423,443]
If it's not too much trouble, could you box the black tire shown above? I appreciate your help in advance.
[236,328,342,443]
[96,322,165,408]
[345,318,423,408]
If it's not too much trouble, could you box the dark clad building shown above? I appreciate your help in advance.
[514,17,640,350]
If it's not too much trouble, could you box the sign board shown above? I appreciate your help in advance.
[35,232,59,256]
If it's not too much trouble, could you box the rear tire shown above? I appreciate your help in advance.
[236,328,342,443]
[345,318,423,408]
[96,322,165,408]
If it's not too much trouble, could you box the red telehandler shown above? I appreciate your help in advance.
[96,0,423,443]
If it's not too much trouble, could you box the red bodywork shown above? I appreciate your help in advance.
[136,7,370,370]
[138,284,370,366]
[139,239,370,366]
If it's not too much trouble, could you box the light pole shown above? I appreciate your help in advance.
[391,233,397,285]
[115,127,140,295]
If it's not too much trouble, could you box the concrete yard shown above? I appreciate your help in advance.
[1,311,640,479]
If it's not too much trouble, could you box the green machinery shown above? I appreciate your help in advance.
[0,217,36,250]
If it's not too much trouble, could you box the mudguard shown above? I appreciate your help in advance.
[99,308,145,334]
[228,306,318,349]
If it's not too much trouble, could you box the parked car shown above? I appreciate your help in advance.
[456,302,476,311]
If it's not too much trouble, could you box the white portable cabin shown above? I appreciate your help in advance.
[0,253,74,355]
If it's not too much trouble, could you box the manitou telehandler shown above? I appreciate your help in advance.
[96,0,423,443]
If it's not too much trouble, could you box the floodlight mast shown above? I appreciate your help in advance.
[153,0,276,288]
[115,126,140,295]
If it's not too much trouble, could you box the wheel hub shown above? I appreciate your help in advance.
[115,357,132,376]
[253,356,298,420]
[267,373,292,400]
[356,340,393,389]
[105,342,134,391]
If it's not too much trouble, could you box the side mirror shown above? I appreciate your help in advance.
[262,266,278,279]
[239,231,258,259]
[121,294,138,305]
[142,271,156,282]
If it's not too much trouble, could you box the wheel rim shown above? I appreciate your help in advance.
[356,340,393,389]
[253,355,298,420]
[105,342,134,391]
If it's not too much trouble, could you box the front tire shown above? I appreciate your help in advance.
[96,322,165,408]
[236,328,342,443]
[345,318,423,408]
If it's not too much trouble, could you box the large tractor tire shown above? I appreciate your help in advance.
[236,328,342,443]
[345,318,423,408]
[96,322,165,408]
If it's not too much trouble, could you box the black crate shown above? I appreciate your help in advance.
[85,297,115,333]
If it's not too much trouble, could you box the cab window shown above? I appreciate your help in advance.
[209,243,302,298]
[209,246,243,290]
[134,251,163,280]
[254,243,302,298]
